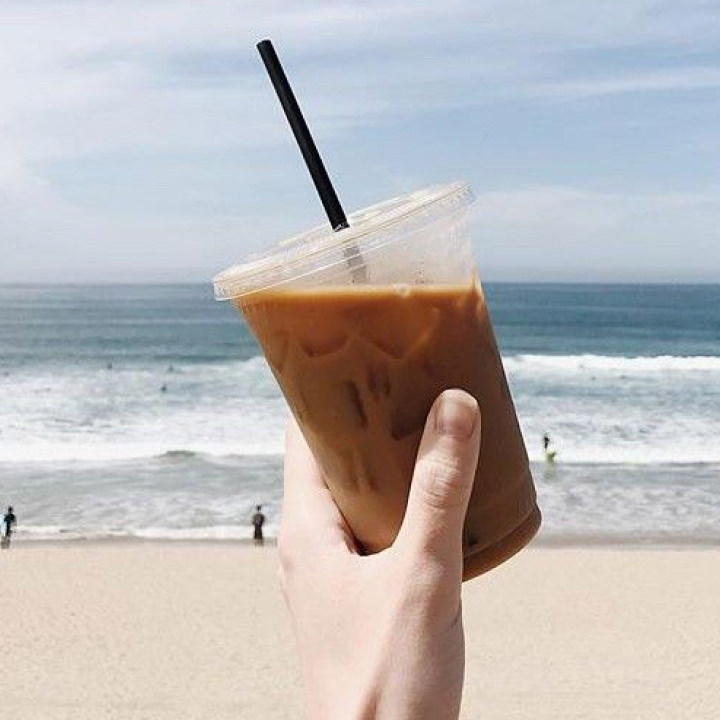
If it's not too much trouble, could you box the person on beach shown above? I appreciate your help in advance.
[252,505,266,546]
[2,506,17,549]
[281,389,479,719]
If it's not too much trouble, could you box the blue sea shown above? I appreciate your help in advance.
[1,283,719,544]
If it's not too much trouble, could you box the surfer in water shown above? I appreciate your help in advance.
[252,505,266,546]
[543,434,557,464]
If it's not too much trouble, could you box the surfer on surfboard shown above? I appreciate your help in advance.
[543,434,557,464]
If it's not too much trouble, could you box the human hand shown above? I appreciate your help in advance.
[279,389,481,720]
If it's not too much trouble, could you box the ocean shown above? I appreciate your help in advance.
[1,283,719,544]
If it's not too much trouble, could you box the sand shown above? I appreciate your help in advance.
[0,543,718,719]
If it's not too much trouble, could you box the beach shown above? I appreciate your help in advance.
[1,543,718,720]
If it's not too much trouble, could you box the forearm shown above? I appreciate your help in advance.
[302,647,463,720]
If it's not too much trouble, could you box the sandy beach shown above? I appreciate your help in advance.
[0,543,717,719]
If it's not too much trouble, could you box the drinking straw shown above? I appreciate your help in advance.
[257,39,349,231]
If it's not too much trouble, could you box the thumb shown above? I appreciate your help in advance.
[396,389,481,564]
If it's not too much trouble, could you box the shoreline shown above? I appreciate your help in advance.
[6,533,719,550]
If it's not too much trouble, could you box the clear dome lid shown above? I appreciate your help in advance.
[213,181,474,300]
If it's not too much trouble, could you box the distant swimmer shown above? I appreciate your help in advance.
[252,505,266,546]
[160,383,168,393]
[106,361,113,370]
[167,364,175,372]
[2,506,17,549]
[543,434,557,464]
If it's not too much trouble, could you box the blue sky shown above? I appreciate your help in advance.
[2,0,720,282]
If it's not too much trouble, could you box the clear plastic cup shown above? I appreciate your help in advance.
[214,182,540,579]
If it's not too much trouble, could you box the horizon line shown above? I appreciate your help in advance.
[1,280,719,288]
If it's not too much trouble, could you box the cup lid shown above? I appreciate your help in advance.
[213,181,474,300]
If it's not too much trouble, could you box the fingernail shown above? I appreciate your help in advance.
[435,390,478,440]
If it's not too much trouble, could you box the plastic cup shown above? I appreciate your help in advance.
[214,182,540,579]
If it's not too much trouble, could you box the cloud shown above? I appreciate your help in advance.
[3,0,720,162]
[1,0,719,281]
[475,186,720,281]
[4,182,718,283]
[534,67,720,100]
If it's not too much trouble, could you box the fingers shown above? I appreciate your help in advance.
[282,418,354,550]
[395,389,481,566]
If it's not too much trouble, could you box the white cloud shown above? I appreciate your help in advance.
[535,67,720,100]
[475,186,720,281]
[4,182,718,283]
[1,0,719,281]
[3,0,719,161]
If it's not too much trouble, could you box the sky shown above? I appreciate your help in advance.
[1,0,720,283]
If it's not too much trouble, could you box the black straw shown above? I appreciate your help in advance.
[257,39,349,231]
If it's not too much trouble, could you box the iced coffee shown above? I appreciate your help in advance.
[215,183,540,579]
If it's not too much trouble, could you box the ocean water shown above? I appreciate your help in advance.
[0,283,719,544]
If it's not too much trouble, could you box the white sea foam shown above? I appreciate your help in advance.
[0,440,283,464]
[2,352,720,466]
[525,444,720,465]
[19,525,77,537]
[129,525,272,541]
[0,356,287,463]
[504,354,720,374]
[2,433,716,466]
[14,526,266,542]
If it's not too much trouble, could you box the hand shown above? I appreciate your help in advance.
[279,389,481,720]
